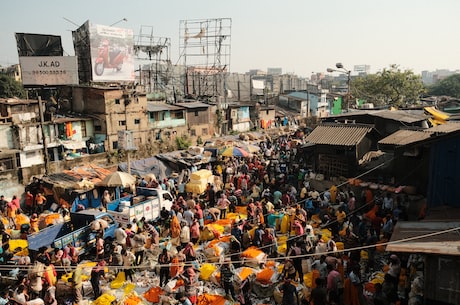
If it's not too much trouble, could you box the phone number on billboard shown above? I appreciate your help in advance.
[32,70,67,75]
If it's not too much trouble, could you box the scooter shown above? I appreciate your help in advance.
[94,40,125,76]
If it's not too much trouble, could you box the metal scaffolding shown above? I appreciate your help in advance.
[179,18,232,101]
[134,25,172,96]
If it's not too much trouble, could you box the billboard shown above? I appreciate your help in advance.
[73,21,135,83]
[15,33,63,56]
[90,22,134,82]
[19,56,78,86]
[354,65,370,73]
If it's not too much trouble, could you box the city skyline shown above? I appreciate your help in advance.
[1,0,460,78]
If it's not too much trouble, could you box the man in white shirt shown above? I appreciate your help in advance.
[114,223,127,249]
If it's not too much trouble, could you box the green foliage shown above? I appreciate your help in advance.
[352,64,426,107]
[428,74,460,98]
[176,134,192,150]
[0,74,26,98]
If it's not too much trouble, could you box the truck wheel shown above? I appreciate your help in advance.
[104,238,114,254]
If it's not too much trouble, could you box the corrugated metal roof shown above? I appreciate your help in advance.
[304,124,373,146]
[428,122,460,133]
[378,129,433,146]
[386,221,460,255]
[371,110,427,123]
[147,103,183,112]
[175,102,210,109]
[327,109,427,124]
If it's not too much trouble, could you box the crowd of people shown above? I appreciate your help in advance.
[0,132,425,305]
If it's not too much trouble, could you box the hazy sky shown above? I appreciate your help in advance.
[1,0,460,77]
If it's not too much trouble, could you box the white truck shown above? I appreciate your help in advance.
[106,187,174,226]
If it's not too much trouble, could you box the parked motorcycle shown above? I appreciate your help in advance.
[94,40,124,76]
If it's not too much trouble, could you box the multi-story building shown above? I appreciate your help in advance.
[0,97,96,183]
[72,85,149,152]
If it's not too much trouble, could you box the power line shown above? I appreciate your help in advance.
[7,224,458,276]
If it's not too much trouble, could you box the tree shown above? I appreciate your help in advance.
[352,64,426,107]
[0,74,26,98]
[428,74,460,98]
[175,134,191,150]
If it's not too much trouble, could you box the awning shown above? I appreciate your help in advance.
[387,221,460,255]
[62,140,87,150]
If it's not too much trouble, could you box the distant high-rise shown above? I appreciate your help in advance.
[421,69,460,85]
[354,65,370,74]
[267,67,282,75]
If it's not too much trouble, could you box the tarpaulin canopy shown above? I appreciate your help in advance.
[118,156,171,181]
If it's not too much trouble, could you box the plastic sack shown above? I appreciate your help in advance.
[93,293,116,305]
[200,227,215,241]
[236,267,256,282]
[124,293,142,305]
[320,228,332,242]
[199,263,217,281]
[207,223,225,235]
[241,247,267,267]
[143,286,163,303]
[204,242,229,258]
[110,271,125,289]
[196,293,228,305]
[256,267,275,285]
[124,283,135,294]
[9,239,28,252]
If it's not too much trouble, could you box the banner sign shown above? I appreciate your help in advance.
[19,56,78,86]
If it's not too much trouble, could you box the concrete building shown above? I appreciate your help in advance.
[175,101,215,140]
[72,85,150,152]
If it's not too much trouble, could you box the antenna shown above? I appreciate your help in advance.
[62,17,80,27]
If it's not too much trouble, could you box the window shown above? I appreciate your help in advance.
[112,141,118,149]
[134,119,140,125]
[190,129,196,136]
[115,99,120,105]
[95,125,102,131]
[266,109,270,115]
[195,111,199,116]
[119,120,126,126]
[172,111,184,119]
[202,128,208,135]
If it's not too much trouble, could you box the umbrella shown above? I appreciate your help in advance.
[220,146,250,157]
[99,171,136,187]
[238,143,260,153]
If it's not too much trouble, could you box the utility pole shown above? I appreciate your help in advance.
[38,96,50,175]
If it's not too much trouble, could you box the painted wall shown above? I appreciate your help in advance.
[19,150,44,167]
[0,125,13,149]
[148,111,186,129]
